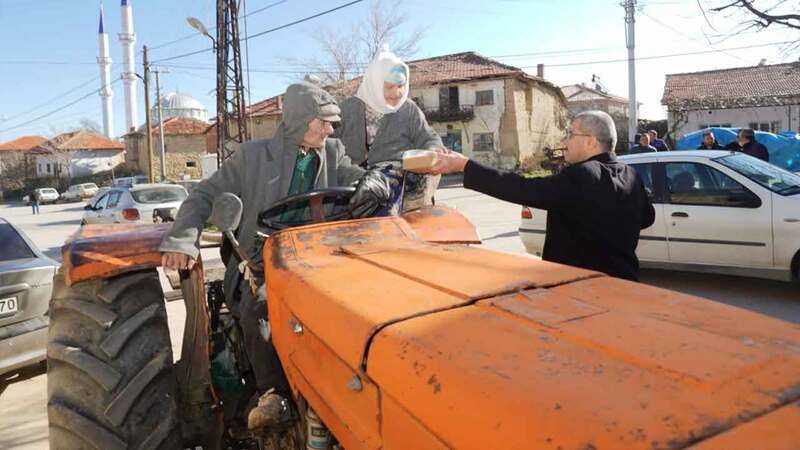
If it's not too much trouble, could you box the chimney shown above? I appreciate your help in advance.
[536,64,544,78]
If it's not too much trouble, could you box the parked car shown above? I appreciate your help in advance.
[85,186,112,205]
[112,175,149,188]
[0,218,58,376]
[168,178,201,193]
[60,183,99,202]
[519,150,800,281]
[81,183,188,225]
[22,188,59,205]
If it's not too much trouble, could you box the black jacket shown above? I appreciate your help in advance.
[629,144,657,154]
[464,153,655,281]
[698,142,723,150]
[741,141,769,162]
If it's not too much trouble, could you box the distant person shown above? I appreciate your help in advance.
[648,130,670,151]
[698,131,723,150]
[736,128,769,162]
[428,110,655,282]
[629,133,657,154]
[29,188,40,215]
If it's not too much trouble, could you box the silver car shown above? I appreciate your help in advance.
[0,218,58,377]
[81,183,188,225]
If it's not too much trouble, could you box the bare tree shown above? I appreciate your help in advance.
[284,0,427,89]
[698,0,800,52]
[77,118,103,134]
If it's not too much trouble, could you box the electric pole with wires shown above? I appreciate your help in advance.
[215,0,249,167]
[623,0,638,147]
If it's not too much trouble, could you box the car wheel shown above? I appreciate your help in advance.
[47,269,181,450]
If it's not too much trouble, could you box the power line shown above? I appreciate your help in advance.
[149,0,290,51]
[0,78,122,134]
[543,40,794,67]
[151,0,363,63]
[3,76,101,123]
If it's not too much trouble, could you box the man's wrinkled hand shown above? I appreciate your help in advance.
[161,252,196,271]
[430,150,469,175]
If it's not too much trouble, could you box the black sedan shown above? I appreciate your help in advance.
[0,218,58,377]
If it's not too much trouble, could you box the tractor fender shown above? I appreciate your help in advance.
[61,223,172,286]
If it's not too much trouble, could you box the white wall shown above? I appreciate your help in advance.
[35,150,125,177]
[412,79,506,157]
[670,104,800,140]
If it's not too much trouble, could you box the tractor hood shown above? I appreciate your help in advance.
[265,211,800,449]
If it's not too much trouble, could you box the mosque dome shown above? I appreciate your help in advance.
[152,91,208,122]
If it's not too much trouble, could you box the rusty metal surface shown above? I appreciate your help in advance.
[264,216,593,372]
[366,281,800,450]
[401,205,481,244]
[269,296,378,450]
[61,223,170,286]
[688,401,800,449]
[174,258,224,449]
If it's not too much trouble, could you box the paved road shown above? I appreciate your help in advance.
[1,187,798,449]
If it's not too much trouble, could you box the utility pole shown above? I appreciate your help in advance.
[623,0,638,147]
[215,0,249,167]
[142,46,155,183]
[152,66,169,182]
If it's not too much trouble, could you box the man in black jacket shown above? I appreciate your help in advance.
[698,131,723,150]
[431,110,655,281]
[737,128,769,162]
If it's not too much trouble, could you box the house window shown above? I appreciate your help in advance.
[771,121,782,133]
[38,163,43,173]
[439,86,460,110]
[475,90,494,106]
[473,133,495,152]
[748,122,758,130]
[186,161,197,168]
[46,163,51,174]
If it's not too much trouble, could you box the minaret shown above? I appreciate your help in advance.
[97,5,114,138]
[119,0,138,132]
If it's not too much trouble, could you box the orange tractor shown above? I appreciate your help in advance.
[48,189,800,449]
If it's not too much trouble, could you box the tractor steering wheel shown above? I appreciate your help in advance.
[257,187,356,231]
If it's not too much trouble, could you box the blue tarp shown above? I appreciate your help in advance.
[676,127,800,173]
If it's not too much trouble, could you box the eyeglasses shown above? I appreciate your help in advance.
[317,118,340,130]
[567,129,592,138]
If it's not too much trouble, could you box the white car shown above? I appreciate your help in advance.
[112,175,149,188]
[519,150,800,281]
[61,183,99,202]
[81,184,188,225]
[24,188,60,204]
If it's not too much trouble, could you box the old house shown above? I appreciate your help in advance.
[28,131,125,178]
[662,62,800,140]
[561,83,640,149]
[0,135,47,176]
[125,117,211,181]
[243,51,568,170]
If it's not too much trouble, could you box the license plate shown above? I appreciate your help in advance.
[0,297,19,316]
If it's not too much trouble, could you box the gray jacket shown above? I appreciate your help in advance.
[335,97,443,165]
[160,82,365,295]
[159,132,364,261]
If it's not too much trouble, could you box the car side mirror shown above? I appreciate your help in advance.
[84,204,93,211]
[210,193,243,232]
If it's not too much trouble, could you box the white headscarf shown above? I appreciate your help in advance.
[356,47,410,114]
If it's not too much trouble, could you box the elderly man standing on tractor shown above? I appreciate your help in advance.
[159,81,390,426]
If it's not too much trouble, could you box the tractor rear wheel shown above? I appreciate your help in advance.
[47,269,181,450]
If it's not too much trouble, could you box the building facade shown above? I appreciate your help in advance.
[125,117,210,181]
[662,62,800,140]
[28,131,125,178]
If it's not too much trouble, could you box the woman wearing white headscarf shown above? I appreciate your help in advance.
[335,47,443,166]
[335,48,443,211]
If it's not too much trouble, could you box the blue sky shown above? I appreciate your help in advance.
[0,0,797,141]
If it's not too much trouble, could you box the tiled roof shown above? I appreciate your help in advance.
[35,131,124,152]
[255,51,562,110]
[246,95,282,118]
[662,62,800,109]
[0,135,47,151]
[562,84,629,104]
[159,117,212,135]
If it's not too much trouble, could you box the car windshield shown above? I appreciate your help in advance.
[715,153,800,195]
[82,183,98,189]
[40,189,57,194]
[131,186,187,204]
[0,223,35,261]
